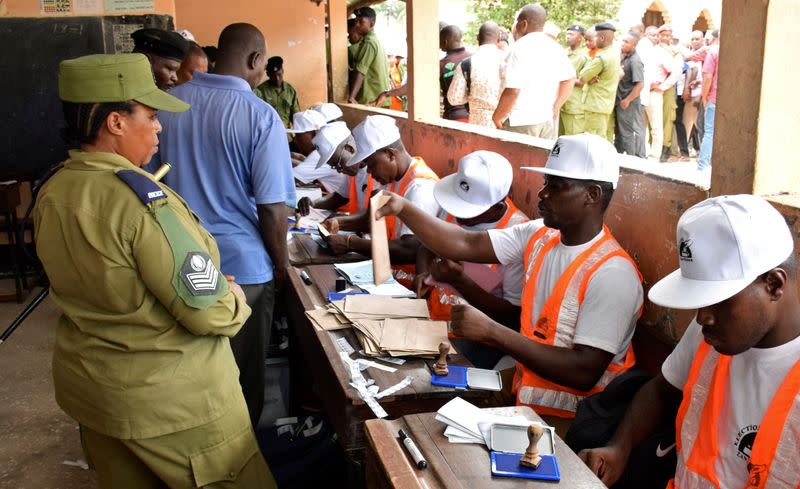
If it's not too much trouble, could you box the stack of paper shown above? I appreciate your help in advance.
[305,307,351,332]
[334,261,415,298]
[435,397,535,446]
[350,318,450,357]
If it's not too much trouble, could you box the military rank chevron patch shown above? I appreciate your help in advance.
[180,252,220,296]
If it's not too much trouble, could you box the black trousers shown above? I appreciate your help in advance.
[674,97,690,156]
[231,281,275,428]
[614,101,646,158]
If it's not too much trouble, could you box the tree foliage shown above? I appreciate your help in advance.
[373,0,406,23]
[464,0,621,42]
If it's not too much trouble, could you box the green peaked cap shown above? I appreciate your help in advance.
[59,53,189,112]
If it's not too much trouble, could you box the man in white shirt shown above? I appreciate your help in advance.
[447,21,507,128]
[323,115,439,266]
[376,134,643,432]
[580,195,800,488]
[491,3,575,138]
[289,110,346,193]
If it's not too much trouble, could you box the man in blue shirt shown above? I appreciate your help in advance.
[156,23,296,427]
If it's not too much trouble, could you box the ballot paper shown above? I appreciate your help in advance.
[436,397,538,446]
[305,308,352,332]
[343,295,429,318]
[334,261,415,298]
[369,192,392,285]
[349,318,450,357]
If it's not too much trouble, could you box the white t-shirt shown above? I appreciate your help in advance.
[396,177,440,237]
[488,219,642,361]
[504,32,575,126]
[443,209,528,306]
[292,151,347,193]
[662,321,800,488]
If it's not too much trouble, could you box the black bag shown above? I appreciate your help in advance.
[257,415,350,489]
[565,370,677,489]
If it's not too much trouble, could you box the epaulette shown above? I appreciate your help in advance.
[116,170,167,205]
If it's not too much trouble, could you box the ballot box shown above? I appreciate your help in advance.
[364,406,606,489]
[285,264,502,461]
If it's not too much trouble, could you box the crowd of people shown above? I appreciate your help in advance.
[30,3,799,489]
[341,6,721,172]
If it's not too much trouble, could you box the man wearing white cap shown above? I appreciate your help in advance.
[310,102,344,123]
[580,195,800,489]
[288,110,345,193]
[296,121,376,215]
[324,115,439,267]
[420,151,529,368]
[376,133,643,430]
[422,151,528,324]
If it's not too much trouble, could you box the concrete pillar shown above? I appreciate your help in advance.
[327,0,349,103]
[711,0,800,196]
[406,0,440,122]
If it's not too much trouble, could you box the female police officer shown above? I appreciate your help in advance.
[33,54,276,488]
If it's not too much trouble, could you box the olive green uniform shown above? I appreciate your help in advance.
[254,80,300,129]
[34,150,276,488]
[579,45,621,142]
[351,30,390,105]
[559,47,589,136]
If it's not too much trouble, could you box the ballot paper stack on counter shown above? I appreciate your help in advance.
[435,397,555,452]
[324,295,451,357]
[334,261,415,298]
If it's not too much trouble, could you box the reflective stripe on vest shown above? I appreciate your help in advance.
[430,199,529,320]
[385,158,439,241]
[670,341,800,489]
[514,225,639,418]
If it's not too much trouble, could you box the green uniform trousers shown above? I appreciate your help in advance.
[584,111,613,143]
[559,112,585,136]
[662,86,677,149]
[80,397,276,489]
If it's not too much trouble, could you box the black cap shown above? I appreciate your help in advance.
[353,6,376,21]
[131,28,189,61]
[594,22,616,32]
[267,56,283,73]
[566,24,585,34]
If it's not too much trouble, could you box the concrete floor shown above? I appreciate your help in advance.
[0,286,96,489]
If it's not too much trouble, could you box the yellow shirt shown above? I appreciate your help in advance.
[34,150,250,439]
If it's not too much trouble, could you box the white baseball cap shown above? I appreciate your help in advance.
[286,109,327,134]
[434,151,513,219]
[312,121,352,169]
[522,133,620,189]
[649,195,794,310]
[350,115,401,166]
[311,102,344,123]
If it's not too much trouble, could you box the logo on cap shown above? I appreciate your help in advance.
[551,142,561,157]
[679,238,693,261]
[459,181,470,192]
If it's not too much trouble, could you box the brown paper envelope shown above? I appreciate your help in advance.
[369,191,392,285]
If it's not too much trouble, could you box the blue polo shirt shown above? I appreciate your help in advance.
[157,72,296,284]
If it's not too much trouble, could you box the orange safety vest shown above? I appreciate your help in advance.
[428,199,528,320]
[513,225,640,418]
[385,158,439,285]
[337,174,375,214]
[668,341,800,489]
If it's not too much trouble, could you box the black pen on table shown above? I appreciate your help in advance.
[399,429,428,469]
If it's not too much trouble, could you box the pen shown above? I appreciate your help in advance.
[300,270,313,285]
[398,428,428,469]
